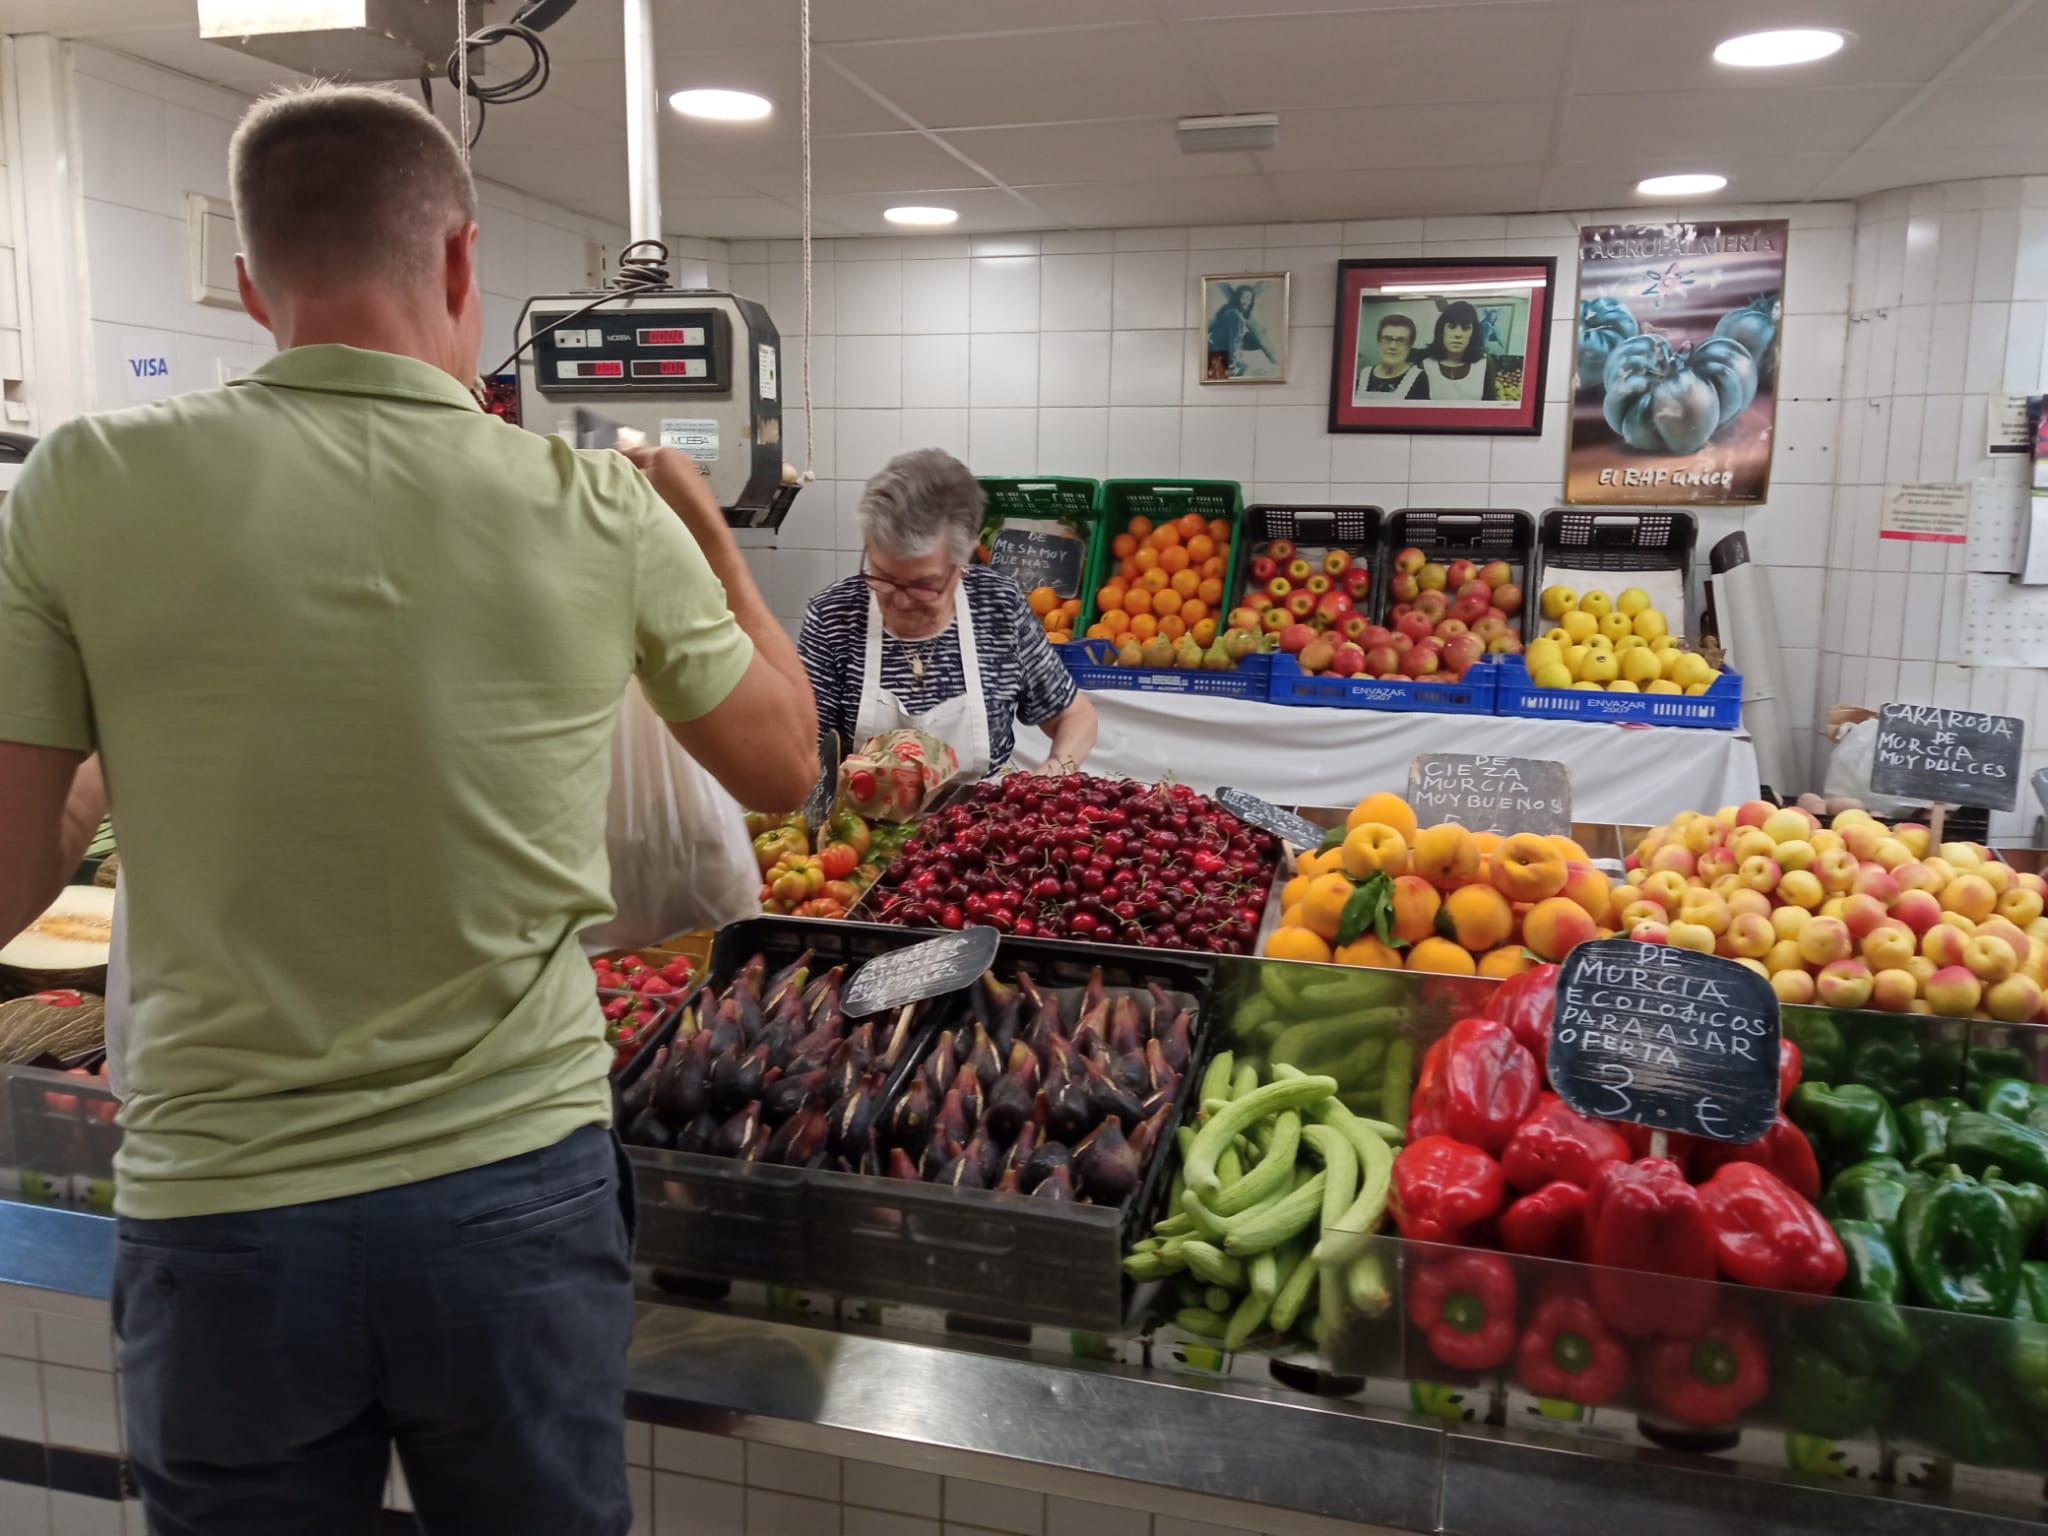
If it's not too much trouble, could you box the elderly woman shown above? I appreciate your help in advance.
[798,449,1098,780]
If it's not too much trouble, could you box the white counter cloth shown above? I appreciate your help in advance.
[1020,692,1760,825]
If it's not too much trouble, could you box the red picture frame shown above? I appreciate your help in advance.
[1329,258,1556,436]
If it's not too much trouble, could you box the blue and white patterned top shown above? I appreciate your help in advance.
[797,565,1079,774]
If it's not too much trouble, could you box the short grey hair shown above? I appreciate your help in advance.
[859,449,983,565]
[229,83,476,294]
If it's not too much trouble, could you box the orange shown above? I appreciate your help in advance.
[1134,547,1160,573]
[1441,883,1514,952]
[1197,577,1224,606]
[1159,545,1191,574]
[1060,597,1081,618]
[1111,532,1137,560]
[1301,872,1359,942]
[1390,875,1441,945]
[1478,947,1537,979]
[1041,610,1064,634]
[1346,793,1420,844]
[1265,926,1333,964]
[1208,518,1232,543]
[1407,937,1478,976]
[1140,568,1170,593]
[1099,584,1127,612]
[1124,588,1153,616]
[1150,525,1182,551]
[1157,614,1186,641]
[1170,568,1201,597]
[1173,512,1203,539]
[1191,618,1217,646]
[1334,935,1404,969]
[1127,613,1157,641]
[1101,611,1129,636]
[1126,515,1153,538]
[1048,631,1070,645]
[1186,534,1216,563]
[1151,590,1183,619]
[1028,586,1058,617]
[1202,557,1225,579]
[1085,623,1112,641]
[1180,599,1208,624]
[1118,557,1140,582]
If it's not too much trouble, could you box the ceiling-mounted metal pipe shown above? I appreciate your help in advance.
[623,0,661,245]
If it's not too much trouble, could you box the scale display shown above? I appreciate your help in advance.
[531,308,730,392]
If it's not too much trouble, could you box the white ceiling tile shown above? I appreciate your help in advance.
[810,188,1046,236]
[1269,166,1551,223]
[1026,176,1287,228]
[1949,3,2048,79]
[810,0,1119,44]
[1557,86,1918,161]
[1864,81,2048,151]
[1254,102,1555,174]
[941,120,1254,184]
[1816,146,2048,201]
[709,133,997,197]
[1543,154,1844,211]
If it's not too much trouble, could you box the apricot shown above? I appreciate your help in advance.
[1524,895,1598,962]
[1413,823,1482,888]
[1333,935,1403,969]
[1347,792,1419,843]
[1407,936,1478,976]
[1491,832,1570,903]
[1478,947,1536,978]
[1390,875,1442,946]
[1441,883,1514,953]
[1342,823,1410,880]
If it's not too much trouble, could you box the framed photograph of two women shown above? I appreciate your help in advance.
[1329,258,1557,436]
[1566,219,1788,505]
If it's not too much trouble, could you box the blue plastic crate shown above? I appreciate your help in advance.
[1266,653,1499,714]
[1058,639,1271,700]
[1493,653,1744,729]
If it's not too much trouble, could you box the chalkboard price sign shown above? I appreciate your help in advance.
[1216,788,1324,851]
[1870,702,2023,812]
[2033,764,2048,822]
[1405,753,1572,837]
[1549,938,1780,1146]
[987,525,1087,599]
[842,927,1000,1018]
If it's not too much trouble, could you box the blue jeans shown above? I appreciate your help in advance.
[114,1125,635,1536]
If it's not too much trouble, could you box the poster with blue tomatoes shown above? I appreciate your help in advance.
[1564,220,1787,505]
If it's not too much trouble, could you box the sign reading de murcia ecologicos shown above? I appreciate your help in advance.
[1566,220,1788,506]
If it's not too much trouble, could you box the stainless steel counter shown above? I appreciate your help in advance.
[7,1201,2043,1535]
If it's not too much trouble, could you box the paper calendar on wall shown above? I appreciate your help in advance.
[1957,572,2048,666]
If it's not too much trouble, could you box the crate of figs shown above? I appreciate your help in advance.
[615,916,1215,1330]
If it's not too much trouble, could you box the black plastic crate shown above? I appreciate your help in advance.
[1231,504,1381,633]
[1380,508,1536,641]
[1536,509,1698,638]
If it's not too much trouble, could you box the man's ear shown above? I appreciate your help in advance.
[446,222,480,317]
[236,255,273,333]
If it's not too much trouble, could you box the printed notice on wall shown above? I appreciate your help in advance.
[1990,392,2035,455]
[121,332,174,402]
[660,418,720,462]
[1879,481,1970,545]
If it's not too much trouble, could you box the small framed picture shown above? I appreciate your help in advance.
[1200,272,1289,385]
[1329,257,1557,436]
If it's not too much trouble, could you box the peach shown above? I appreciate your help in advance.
[2019,871,2047,897]
[1442,883,1515,953]
[1979,915,2032,958]
[1774,838,1818,873]
[1924,965,1984,1017]
[1869,968,1920,1013]
[1561,861,1612,922]
[1817,959,1876,1010]
[1852,865,1900,904]
[1942,874,1998,924]
[1861,923,1917,973]
[1678,889,1731,936]
[1907,999,1935,1014]
[1922,857,1957,892]
[1965,934,2020,984]
[1735,800,1776,829]
[1617,898,1665,932]
[1697,849,1739,884]
[1641,870,1691,912]
[1922,924,1970,969]
[1842,894,1891,942]
[1817,849,1861,894]
[1986,974,2045,1024]
[1999,887,2045,926]
[1524,896,1598,961]
[1733,958,1772,980]
[1797,916,1853,967]
[1727,888,1772,920]
[1342,822,1411,879]
[1715,805,1740,828]
[1738,855,1783,894]
[1682,818,1724,855]
[1906,955,1937,990]
[1711,874,1742,902]
[1892,860,1937,893]
[1413,823,1482,888]
[1731,827,1779,864]
[1491,833,1570,903]
[1832,808,1876,832]
[1938,911,1978,936]
[1629,920,1671,945]
[1765,939,1807,975]
[1763,808,1813,845]
[1772,968,1817,1005]
[1893,822,1932,858]
[1809,829,1847,857]
[1940,841,1985,871]
[1820,897,1849,921]
[1890,890,1942,936]
[1777,869,1825,910]
[1389,875,1443,946]
[1648,844,1697,877]
[2033,917,2048,943]
[1667,921,1717,955]
[1843,822,1884,861]
[1724,911,1776,959]
[1771,906,1811,942]
[1871,838,1913,871]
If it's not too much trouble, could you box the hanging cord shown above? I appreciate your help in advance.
[442,8,555,149]
[481,239,671,381]
[455,0,470,161]
[799,0,815,483]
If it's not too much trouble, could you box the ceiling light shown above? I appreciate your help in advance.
[1713,28,1846,67]
[1637,173,1727,197]
[669,89,771,121]
[1176,114,1280,154]
[884,206,959,227]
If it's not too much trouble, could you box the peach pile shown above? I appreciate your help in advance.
[1621,805,2048,1021]
[1263,792,1611,975]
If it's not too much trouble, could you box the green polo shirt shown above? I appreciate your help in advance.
[0,345,753,1218]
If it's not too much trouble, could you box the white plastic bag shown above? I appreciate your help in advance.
[583,680,761,951]
[1823,716,1919,817]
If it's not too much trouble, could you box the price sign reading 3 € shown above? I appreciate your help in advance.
[1548,938,1781,1145]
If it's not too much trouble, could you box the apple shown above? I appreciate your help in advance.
[1436,618,1469,638]
[1267,576,1293,600]
[1450,591,1491,625]
[1491,583,1523,617]
[1250,556,1277,583]
[1441,634,1485,675]
[1358,624,1391,650]
[1387,631,1414,653]
[1446,559,1479,590]
[1341,568,1372,602]
[1315,591,1353,624]
[1478,559,1512,589]
[1267,539,1296,563]
[1285,558,1313,584]
[1322,549,1351,576]
[1363,643,1401,675]
[1471,615,1508,644]
[1488,634,1523,653]
[1305,573,1332,595]
[1390,602,1412,623]
[1417,561,1448,592]
[1247,591,1275,614]
[1278,623,1315,654]
[1388,571,1420,603]
[1261,607,1289,634]
[1330,645,1365,677]
[1226,606,1261,631]
[1286,590,1318,620]
[1340,613,1372,643]
[1403,645,1441,678]
[1415,589,1450,620]
[1396,610,1435,643]
[1393,546,1425,574]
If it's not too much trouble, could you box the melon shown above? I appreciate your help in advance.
[1,885,116,994]
[0,990,106,1065]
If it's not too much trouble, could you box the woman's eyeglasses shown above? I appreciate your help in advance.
[860,557,961,604]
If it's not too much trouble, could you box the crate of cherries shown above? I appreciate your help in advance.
[593,951,698,1074]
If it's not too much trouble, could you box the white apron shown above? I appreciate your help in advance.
[854,588,996,779]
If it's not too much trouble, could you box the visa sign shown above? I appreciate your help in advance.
[120,332,174,402]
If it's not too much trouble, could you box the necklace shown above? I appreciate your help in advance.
[897,633,938,682]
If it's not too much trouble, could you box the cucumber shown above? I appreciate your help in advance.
[1268,1243,1319,1333]
[1381,1039,1415,1128]
[1224,1286,1273,1352]
[1248,1246,1281,1305]
[1347,1252,1392,1318]
[1211,1110,1301,1217]
[1176,1188,1230,1242]
[1222,1170,1328,1256]
[1175,1307,1227,1339]
[1121,1250,1183,1281]
[1231,1061,1260,1101]
[1204,1285,1234,1315]
[1198,1051,1236,1111]
[1217,1144,1243,1188]
[1181,1240,1247,1290]
[1184,1074,1339,1201]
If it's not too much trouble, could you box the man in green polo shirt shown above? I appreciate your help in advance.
[0,84,816,1534]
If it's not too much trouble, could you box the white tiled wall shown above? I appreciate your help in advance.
[1819,178,2048,838]
[727,210,1854,773]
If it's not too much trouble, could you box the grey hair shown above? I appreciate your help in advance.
[859,449,983,565]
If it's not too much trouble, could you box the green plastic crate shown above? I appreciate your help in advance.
[1083,479,1246,637]
[975,476,1101,636]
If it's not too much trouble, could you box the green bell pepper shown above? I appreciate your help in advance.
[1783,1014,1846,1085]
[1775,1339,1892,1441]
[1965,1045,2038,1106]
[1980,1077,2048,1137]
[1899,1166,2023,1317]
[1840,1019,1933,1107]
[1898,1097,1970,1171]
[1982,1173,2048,1248]
[2008,1261,2048,1413]
[1811,1218,1920,1379]
[1820,1157,1930,1242]
[1945,1110,2048,1191]
[1898,1365,2038,1470]
[1790,1083,1901,1177]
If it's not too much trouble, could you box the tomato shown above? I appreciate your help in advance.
[1687,335,1759,424]
[1602,334,1721,455]
[826,811,872,856]
[817,842,859,880]
[821,879,861,906]
[1577,296,1640,392]
[1713,294,1778,367]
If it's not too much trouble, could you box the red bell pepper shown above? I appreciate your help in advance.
[1778,1038,1801,1107]
[1391,1135,1506,1244]
[1640,1312,1769,1427]
[1408,1250,1518,1372]
[1688,1113,1822,1203]
[1695,1161,1846,1294]
[1515,1285,1628,1406]
[1501,1094,1631,1192]
[1409,1017,1541,1155]
[1409,1037,1451,1142]
[1480,962,1560,1062]
[1500,1181,1589,1261]
[1585,1157,1719,1338]
[1618,1121,1695,1175]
